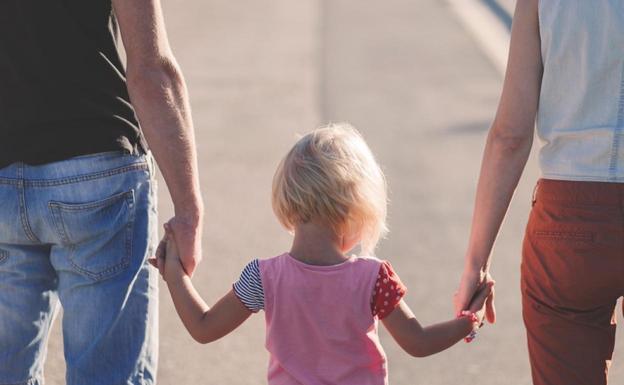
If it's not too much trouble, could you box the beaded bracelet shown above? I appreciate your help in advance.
[457,310,479,343]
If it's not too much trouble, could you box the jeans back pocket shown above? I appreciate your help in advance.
[49,190,136,281]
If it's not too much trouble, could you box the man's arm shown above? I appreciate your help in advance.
[113,0,203,275]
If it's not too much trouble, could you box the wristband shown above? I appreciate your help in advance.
[457,310,479,343]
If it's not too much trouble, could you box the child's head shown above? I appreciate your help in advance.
[272,123,388,254]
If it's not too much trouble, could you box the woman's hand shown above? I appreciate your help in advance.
[454,267,496,324]
[466,278,495,325]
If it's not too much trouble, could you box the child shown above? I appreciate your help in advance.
[154,124,492,384]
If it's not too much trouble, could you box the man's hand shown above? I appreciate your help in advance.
[149,221,199,279]
[167,216,203,276]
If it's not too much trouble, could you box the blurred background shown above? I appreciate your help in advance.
[43,0,624,384]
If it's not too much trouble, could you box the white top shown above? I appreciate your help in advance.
[537,0,624,182]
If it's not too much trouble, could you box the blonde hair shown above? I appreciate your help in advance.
[272,123,388,254]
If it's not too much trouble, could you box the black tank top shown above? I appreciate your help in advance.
[0,0,147,169]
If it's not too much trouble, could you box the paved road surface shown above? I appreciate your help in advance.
[497,0,516,15]
[322,1,534,384]
[43,0,624,384]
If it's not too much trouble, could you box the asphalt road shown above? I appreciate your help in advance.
[43,0,624,384]
[497,0,516,15]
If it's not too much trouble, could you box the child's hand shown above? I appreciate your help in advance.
[466,280,495,326]
[162,223,188,282]
[148,223,188,282]
[148,234,167,277]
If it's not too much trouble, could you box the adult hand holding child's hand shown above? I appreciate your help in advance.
[454,268,496,325]
[149,223,188,282]
[458,279,494,343]
[466,279,495,327]
[167,215,203,276]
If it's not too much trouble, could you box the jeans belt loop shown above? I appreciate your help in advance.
[531,181,540,207]
[147,150,156,178]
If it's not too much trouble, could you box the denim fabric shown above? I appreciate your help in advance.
[0,151,159,385]
[537,1,624,181]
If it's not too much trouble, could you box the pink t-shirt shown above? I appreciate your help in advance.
[259,253,393,385]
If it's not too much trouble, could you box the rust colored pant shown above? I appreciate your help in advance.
[522,179,624,385]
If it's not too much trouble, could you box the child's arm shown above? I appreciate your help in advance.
[160,229,253,344]
[382,282,493,357]
[166,276,252,344]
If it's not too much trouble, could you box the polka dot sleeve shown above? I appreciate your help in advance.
[371,261,407,319]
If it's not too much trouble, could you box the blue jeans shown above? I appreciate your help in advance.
[0,151,159,385]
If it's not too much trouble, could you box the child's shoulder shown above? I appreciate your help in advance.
[353,256,402,278]
[252,253,290,274]
[251,254,391,272]
[353,255,387,266]
[354,255,383,263]
[254,252,288,265]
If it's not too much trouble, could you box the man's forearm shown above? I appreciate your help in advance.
[127,57,203,220]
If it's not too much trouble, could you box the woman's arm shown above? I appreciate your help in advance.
[454,0,543,321]
[383,283,493,357]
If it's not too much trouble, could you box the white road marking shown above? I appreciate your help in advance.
[447,0,511,75]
